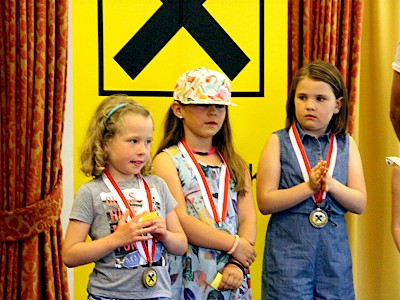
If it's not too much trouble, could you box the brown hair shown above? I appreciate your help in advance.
[286,60,349,135]
[155,103,249,194]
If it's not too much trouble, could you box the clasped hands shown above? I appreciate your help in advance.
[218,236,255,291]
[112,211,167,248]
[309,160,333,192]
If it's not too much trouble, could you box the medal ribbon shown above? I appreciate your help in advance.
[178,139,229,226]
[289,124,337,204]
[102,170,156,264]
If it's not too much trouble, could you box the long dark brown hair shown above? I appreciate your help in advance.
[286,60,349,135]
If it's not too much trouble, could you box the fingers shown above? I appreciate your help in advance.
[232,238,256,267]
[219,265,243,290]
[309,161,329,191]
[119,210,130,224]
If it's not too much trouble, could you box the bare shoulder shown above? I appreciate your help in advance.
[259,133,280,161]
[348,135,361,153]
[153,151,172,165]
[153,151,177,177]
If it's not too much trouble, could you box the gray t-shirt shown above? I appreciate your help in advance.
[69,175,177,299]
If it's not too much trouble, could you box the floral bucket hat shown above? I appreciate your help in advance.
[173,67,236,106]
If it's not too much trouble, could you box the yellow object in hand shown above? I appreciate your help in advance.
[140,211,158,222]
[210,272,222,290]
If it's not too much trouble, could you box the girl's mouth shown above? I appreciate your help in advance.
[131,160,143,167]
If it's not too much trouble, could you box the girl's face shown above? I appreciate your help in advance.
[294,77,342,137]
[105,113,153,181]
[174,103,226,140]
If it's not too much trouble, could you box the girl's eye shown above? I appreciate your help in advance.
[194,104,209,108]
[297,95,307,101]
[130,139,138,144]
[145,139,153,145]
[316,96,326,102]
[194,104,225,109]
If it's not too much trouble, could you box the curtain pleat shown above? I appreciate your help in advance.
[288,0,363,134]
[0,0,70,299]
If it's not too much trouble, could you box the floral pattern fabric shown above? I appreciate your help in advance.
[164,146,252,300]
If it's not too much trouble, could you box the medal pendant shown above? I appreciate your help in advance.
[142,267,157,288]
[309,207,328,228]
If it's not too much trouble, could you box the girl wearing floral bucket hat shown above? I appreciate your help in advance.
[153,67,256,299]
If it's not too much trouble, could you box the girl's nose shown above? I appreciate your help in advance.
[208,105,217,114]
[137,142,146,154]
[305,99,315,110]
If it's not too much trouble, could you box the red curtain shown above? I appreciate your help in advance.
[0,0,70,299]
[288,0,364,133]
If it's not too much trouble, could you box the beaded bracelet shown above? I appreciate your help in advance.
[227,234,240,254]
[225,261,246,278]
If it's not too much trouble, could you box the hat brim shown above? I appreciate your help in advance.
[175,99,237,106]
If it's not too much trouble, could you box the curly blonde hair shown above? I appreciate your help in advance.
[80,94,153,178]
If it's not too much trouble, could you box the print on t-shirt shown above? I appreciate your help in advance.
[100,187,165,268]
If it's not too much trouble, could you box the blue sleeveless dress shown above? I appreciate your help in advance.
[262,123,355,300]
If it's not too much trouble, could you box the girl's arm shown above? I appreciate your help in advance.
[62,211,153,268]
[391,165,400,252]
[232,169,257,265]
[150,209,188,256]
[256,134,319,214]
[152,152,253,266]
[321,136,367,214]
[236,170,257,244]
[390,70,400,141]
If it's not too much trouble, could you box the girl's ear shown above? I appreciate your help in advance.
[334,97,343,114]
[171,101,184,119]
[103,141,109,154]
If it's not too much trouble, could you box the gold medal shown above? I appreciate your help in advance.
[142,267,157,288]
[309,207,328,228]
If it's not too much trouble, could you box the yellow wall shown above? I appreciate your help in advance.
[356,1,400,299]
[72,1,287,299]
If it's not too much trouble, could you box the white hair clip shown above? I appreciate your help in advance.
[386,156,400,167]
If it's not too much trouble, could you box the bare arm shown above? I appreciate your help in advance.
[236,171,257,244]
[151,209,188,256]
[391,165,400,252]
[213,172,258,291]
[256,134,318,214]
[321,136,367,214]
[231,169,257,266]
[62,211,153,268]
[390,71,400,141]
[152,152,254,266]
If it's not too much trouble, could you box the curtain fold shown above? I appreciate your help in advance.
[0,0,70,299]
[288,0,363,134]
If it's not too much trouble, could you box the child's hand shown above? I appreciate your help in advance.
[308,161,326,191]
[146,215,168,242]
[112,211,153,247]
[320,171,333,192]
[231,237,256,268]
[217,261,244,291]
